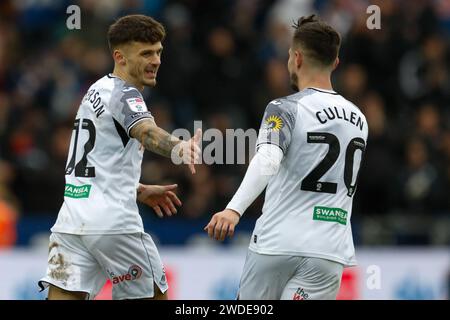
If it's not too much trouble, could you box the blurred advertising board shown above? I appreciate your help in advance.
[0,247,448,300]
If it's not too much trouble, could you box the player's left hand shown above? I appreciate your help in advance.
[204,209,241,241]
[137,184,182,218]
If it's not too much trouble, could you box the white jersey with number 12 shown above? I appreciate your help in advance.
[51,74,153,235]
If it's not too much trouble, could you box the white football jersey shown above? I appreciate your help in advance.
[250,87,368,266]
[51,74,153,235]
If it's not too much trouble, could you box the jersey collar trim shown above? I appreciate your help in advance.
[307,87,339,95]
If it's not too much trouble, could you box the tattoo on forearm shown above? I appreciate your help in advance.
[142,126,181,158]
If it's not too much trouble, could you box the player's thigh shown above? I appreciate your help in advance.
[48,284,88,300]
[281,257,344,300]
[39,232,105,300]
[84,232,168,300]
[238,251,296,300]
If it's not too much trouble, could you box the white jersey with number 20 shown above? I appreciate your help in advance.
[251,87,368,266]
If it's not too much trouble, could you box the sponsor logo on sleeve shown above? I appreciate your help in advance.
[264,115,283,132]
[126,97,147,112]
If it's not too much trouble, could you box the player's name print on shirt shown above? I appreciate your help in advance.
[315,106,364,131]
[83,89,105,118]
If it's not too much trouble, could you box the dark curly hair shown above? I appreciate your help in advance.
[292,14,341,67]
[107,14,166,51]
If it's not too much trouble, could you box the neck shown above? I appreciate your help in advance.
[297,68,333,92]
[112,66,144,92]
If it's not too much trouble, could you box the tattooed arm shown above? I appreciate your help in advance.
[130,119,202,174]
[130,118,181,158]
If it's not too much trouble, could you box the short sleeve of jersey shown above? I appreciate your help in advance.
[110,86,154,137]
[256,98,297,154]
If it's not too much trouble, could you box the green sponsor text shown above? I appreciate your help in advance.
[64,184,91,199]
[313,206,348,225]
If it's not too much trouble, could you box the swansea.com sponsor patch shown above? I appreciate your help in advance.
[64,183,91,199]
[313,206,348,225]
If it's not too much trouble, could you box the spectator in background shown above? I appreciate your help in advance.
[399,35,450,106]
[355,92,397,215]
[397,137,446,214]
[336,63,368,106]
[415,103,445,161]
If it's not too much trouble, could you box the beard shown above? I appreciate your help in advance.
[143,77,157,87]
[290,72,299,92]
[129,64,157,88]
[128,65,141,85]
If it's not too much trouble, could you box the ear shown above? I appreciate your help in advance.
[295,50,303,70]
[333,57,340,70]
[113,49,126,66]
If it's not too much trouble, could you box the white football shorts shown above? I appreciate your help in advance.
[238,249,344,300]
[38,232,168,300]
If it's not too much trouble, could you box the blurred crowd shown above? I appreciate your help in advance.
[0,0,449,246]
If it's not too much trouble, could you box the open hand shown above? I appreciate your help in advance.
[179,129,202,174]
[204,209,241,241]
[137,184,182,218]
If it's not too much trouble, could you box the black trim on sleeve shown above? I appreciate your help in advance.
[256,142,285,154]
[126,116,153,137]
[113,118,130,147]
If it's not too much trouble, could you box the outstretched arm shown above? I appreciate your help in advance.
[204,144,284,241]
[204,98,296,241]
[130,119,180,158]
[130,119,202,174]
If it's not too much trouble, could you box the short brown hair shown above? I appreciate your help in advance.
[292,15,341,67]
[107,14,166,51]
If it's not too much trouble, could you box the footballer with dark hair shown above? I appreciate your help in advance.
[206,15,368,300]
[38,15,201,300]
